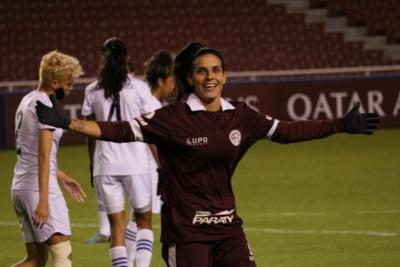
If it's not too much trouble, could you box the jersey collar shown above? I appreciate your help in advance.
[186,93,235,112]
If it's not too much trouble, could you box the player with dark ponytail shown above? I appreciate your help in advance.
[97,37,128,99]
[82,37,156,267]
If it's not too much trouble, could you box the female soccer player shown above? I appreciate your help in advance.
[144,50,176,213]
[11,50,85,267]
[36,42,380,267]
[145,51,176,108]
[81,37,156,267]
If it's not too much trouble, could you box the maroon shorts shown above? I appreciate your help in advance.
[162,232,256,267]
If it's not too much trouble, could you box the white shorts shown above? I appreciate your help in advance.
[12,190,71,243]
[94,173,154,214]
[151,170,162,214]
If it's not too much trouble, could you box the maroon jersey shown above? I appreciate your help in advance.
[99,93,344,243]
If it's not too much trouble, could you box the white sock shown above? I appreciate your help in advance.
[136,229,153,267]
[125,221,138,264]
[98,204,110,236]
[109,246,128,267]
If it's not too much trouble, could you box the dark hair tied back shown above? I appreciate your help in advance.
[145,51,174,91]
[174,42,203,100]
[97,37,128,99]
[102,37,128,56]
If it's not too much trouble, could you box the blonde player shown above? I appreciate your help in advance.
[81,37,156,267]
[11,51,85,267]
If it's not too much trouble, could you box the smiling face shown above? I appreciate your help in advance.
[187,53,227,111]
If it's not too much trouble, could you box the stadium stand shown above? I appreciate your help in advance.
[319,0,400,42]
[0,0,399,82]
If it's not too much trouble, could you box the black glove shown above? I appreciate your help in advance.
[36,94,70,129]
[343,102,380,135]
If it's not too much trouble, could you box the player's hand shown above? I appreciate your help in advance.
[36,94,71,129]
[59,175,87,203]
[33,199,48,228]
[343,102,380,135]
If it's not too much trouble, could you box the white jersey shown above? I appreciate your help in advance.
[149,95,163,110]
[82,75,157,175]
[148,95,165,213]
[12,90,62,194]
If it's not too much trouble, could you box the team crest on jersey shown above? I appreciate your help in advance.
[229,129,241,147]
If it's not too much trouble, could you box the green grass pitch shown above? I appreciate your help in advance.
[1,129,399,266]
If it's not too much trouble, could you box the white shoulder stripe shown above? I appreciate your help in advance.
[267,119,279,139]
[129,119,144,141]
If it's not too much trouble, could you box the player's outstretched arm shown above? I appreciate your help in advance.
[36,94,102,138]
[36,94,136,142]
[271,102,380,143]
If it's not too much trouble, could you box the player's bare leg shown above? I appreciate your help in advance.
[11,242,48,267]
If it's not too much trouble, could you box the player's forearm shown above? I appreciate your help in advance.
[69,119,102,138]
[96,121,136,143]
[38,130,52,201]
[38,155,50,201]
[271,119,345,144]
[57,169,70,182]
[69,119,136,143]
